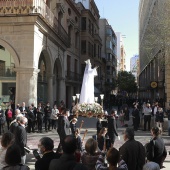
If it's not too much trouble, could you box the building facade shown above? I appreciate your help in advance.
[99,19,117,97]
[116,32,126,71]
[139,0,170,107]
[0,0,82,107]
[130,55,139,82]
[77,0,103,96]
[0,0,107,108]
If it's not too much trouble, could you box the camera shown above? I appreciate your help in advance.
[24,147,32,154]
[33,150,41,160]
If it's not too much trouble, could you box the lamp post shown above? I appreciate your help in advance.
[76,94,80,104]
[95,97,98,103]
[72,96,76,102]
[100,94,104,107]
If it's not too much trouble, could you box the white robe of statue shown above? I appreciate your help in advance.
[80,59,97,104]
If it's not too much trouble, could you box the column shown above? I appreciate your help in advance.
[58,77,66,103]
[47,74,54,105]
[14,67,39,107]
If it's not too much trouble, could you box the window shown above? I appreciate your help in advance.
[81,17,86,30]
[68,8,71,16]
[81,40,86,54]
[75,32,79,48]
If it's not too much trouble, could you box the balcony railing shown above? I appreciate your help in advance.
[65,71,82,82]
[0,66,16,77]
[0,0,70,47]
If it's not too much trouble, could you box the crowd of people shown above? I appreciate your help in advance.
[0,100,169,170]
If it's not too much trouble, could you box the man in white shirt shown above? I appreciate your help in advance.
[143,103,152,131]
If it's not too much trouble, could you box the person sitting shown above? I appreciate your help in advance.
[49,135,87,170]
[97,127,107,151]
[35,137,60,170]
[96,147,128,170]
[2,144,30,170]
[81,138,100,170]
[0,132,14,169]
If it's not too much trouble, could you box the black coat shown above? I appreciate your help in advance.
[0,109,5,124]
[36,107,44,119]
[107,116,118,143]
[44,106,52,118]
[119,139,145,170]
[14,124,27,156]
[147,137,167,166]
[49,153,87,170]
[27,110,36,122]
[35,151,60,170]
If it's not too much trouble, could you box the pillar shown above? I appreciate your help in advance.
[58,77,66,104]
[14,67,39,107]
[47,74,54,106]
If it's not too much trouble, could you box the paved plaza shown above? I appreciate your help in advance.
[25,116,170,170]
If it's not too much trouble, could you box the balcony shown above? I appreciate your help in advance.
[94,34,102,43]
[65,71,82,82]
[0,0,70,47]
[0,66,16,79]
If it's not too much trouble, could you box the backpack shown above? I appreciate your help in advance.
[7,111,12,118]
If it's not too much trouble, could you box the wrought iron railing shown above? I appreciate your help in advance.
[65,71,82,82]
[0,0,70,47]
[0,66,16,77]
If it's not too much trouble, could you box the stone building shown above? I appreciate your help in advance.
[0,0,105,107]
[76,0,103,97]
[0,0,81,107]
[139,0,170,107]
[99,18,117,98]
[116,32,126,71]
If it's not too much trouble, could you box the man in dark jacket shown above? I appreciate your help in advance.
[44,102,52,132]
[36,103,44,133]
[132,104,140,131]
[0,106,5,135]
[49,135,87,170]
[27,105,36,133]
[14,116,28,164]
[35,137,60,170]
[107,110,119,147]
[119,127,145,170]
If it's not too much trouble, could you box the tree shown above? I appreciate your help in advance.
[117,71,137,96]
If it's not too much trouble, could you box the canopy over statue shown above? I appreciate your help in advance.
[80,59,97,104]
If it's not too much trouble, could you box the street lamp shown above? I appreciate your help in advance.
[72,96,76,102]
[100,94,104,107]
[95,97,98,103]
[76,94,80,103]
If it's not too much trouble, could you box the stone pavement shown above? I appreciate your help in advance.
[25,117,170,170]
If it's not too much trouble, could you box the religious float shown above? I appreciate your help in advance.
[72,59,104,118]
[72,102,104,118]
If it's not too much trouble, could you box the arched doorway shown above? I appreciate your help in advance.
[53,58,62,105]
[0,45,16,104]
[37,52,48,104]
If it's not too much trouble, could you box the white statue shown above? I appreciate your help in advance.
[79,59,98,104]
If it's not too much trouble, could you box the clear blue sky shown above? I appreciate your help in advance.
[95,0,139,71]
